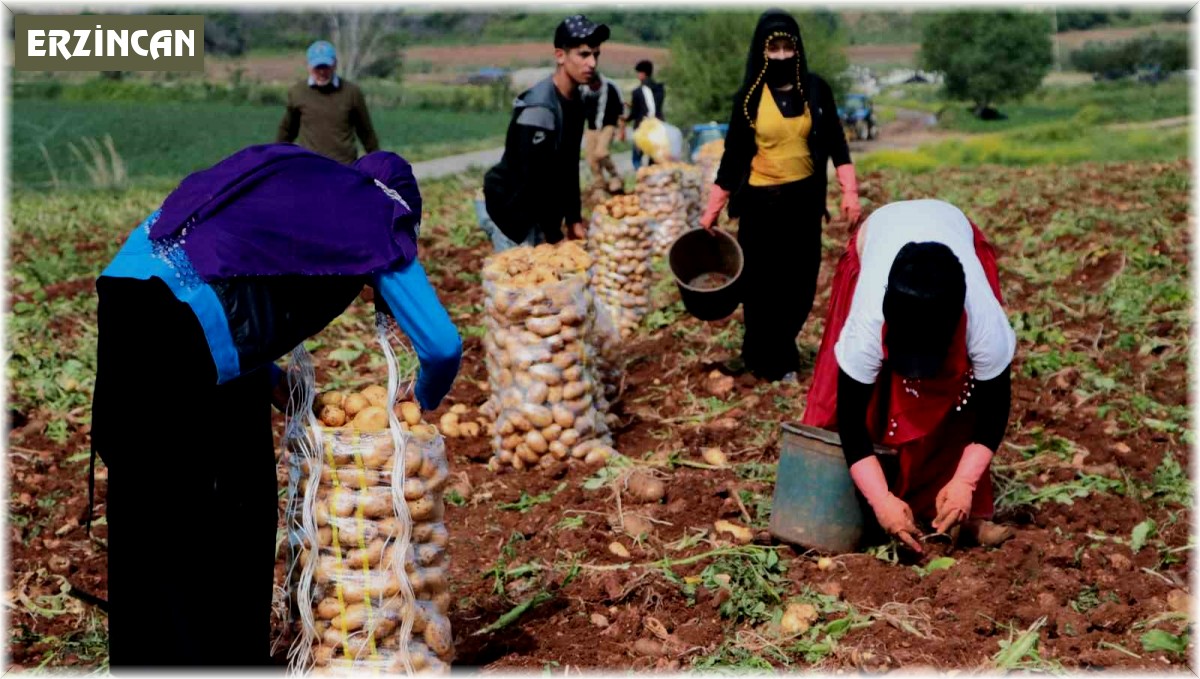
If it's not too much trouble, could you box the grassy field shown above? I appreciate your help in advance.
[879,77,1189,130]
[10,99,508,189]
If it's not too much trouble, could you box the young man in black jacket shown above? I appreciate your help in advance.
[626,59,666,170]
[480,15,609,251]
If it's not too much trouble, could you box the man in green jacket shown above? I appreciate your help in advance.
[276,40,380,164]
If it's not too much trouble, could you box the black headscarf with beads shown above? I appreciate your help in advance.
[735,9,809,128]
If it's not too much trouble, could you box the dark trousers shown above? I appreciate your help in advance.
[93,277,279,670]
[736,176,825,382]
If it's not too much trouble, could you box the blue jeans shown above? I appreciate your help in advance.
[474,198,544,252]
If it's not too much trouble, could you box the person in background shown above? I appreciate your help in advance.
[698,9,862,383]
[92,144,462,667]
[479,15,609,251]
[801,199,1017,552]
[625,59,666,170]
[581,70,626,193]
[276,40,380,164]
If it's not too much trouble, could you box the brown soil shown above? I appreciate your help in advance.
[6,160,1192,672]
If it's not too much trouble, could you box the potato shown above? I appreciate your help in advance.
[627,471,665,503]
[552,405,575,429]
[562,381,590,401]
[361,385,389,408]
[525,430,549,454]
[409,424,438,442]
[459,422,481,438]
[439,412,461,438]
[320,405,348,428]
[526,316,562,337]
[408,495,437,522]
[559,429,581,447]
[424,614,455,659]
[525,381,550,405]
[397,401,422,426]
[528,364,563,386]
[343,393,369,418]
[318,391,346,409]
[350,405,389,432]
[345,536,386,569]
[520,404,554,429]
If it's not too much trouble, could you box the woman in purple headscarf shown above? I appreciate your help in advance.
[90,144,462,667]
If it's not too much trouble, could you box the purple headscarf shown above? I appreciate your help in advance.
[151,144,420,281]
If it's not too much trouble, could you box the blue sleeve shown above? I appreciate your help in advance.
[372,260,463,411]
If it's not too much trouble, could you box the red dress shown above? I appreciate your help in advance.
[800,221,1004,521]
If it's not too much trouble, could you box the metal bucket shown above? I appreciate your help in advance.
[768,424,895,554]
[667,228,744,321]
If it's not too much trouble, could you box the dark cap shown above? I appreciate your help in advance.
[554,14,610,49]
[882,241,966,380]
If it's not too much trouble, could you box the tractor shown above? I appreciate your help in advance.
[838,93,879,142]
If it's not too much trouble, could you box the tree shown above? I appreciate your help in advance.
[665,11,849,127]
[920,11,1053,117]
[326,11,406,81]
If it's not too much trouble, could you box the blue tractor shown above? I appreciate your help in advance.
[838,93,878,141]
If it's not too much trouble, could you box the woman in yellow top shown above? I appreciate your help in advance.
[699,9,862,383]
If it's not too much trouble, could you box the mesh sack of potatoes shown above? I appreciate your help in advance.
[587,194,654,340]
[695,140,730,228]
[635,165,689,257]
[286,382,454,676]
[696,139,725,197]
[673,163,704,231]
[480,242,618,470]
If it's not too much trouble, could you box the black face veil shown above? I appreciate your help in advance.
[738,9,810,127]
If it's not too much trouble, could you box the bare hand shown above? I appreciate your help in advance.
[933,478,975,534]
[873,493,923,553]
[567,222,587,240]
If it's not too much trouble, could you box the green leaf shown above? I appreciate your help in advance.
[914,556,957,577]
[1130,519,1157,553]
[1140,629,1188,655]
[327,347,363,363]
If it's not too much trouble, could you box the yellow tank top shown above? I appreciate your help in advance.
[749,89,814,187]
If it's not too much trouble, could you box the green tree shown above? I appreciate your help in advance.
[664,10,848,127]
[920,11,1053,117]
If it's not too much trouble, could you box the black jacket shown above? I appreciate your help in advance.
[483,76,583,244]
[627,80,665,127]
[714,72,851,219]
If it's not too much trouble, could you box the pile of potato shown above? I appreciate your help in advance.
[588,194,653,340]
[289,386,453,675]
[480,242,618,470]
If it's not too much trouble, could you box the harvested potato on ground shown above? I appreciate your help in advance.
[627,471,665,503]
